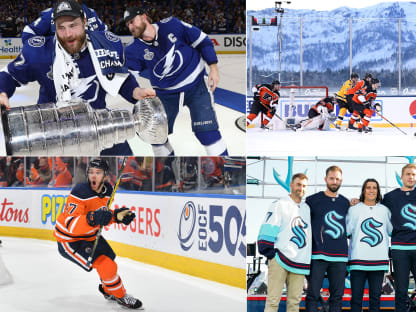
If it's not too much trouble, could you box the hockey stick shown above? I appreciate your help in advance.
[258,101,285,123]
[86,156,128,268]
[374,111,407,136]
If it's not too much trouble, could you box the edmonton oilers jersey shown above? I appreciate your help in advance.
[382,187,416,250]
[257,196,312,275]
[0,33,137,109]
[306,191,350,262]
[346,202,392,271]
[22,5,107,43]
[125,17,218,95]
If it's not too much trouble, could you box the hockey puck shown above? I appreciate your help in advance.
[235,115,246,132]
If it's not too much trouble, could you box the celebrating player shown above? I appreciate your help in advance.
[346,178,392,312]
[292,96,336,131]
[335,72,359,130]
[0,0,155,155]
[382,164,416,312]
[21,0,107,43]
[53,158,142,309]
[348,78,381,133]
[247,80,280,129]
[257,173,311,312]
[345,73,372,131]
[123,7,227,156]
[305,166,350,312]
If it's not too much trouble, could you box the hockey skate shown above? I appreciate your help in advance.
[335,124,342,131]
[98,284,116,301]
[99,284,143,309]
[358,126,372,134]
[347,123,358,131]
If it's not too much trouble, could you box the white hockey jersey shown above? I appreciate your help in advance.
[257,196,312,275]
[346,202,392,271]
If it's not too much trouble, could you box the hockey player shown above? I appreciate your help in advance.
[123,7,227,156]
[54,158,142,309]
[257,173,311,312]
[381,164,416,312]
[21,0,107,43]
[305,166,350,312]
[0,0,155,155]
[346,178,392,312]
[247,80,280,129]
[348,78,381,133]
[335,72,359,130]
[292,96,336,131]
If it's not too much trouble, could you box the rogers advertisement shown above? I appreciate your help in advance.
[0,188,245,270]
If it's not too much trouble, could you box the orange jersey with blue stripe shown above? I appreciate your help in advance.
[54,181,115,243]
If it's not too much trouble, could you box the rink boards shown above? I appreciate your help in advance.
[0,188,245,288]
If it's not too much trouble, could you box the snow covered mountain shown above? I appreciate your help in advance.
[247,1,416,88]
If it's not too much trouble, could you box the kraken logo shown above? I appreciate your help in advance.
[324,211,345,239]
[290,216,308,248]
[401,204,416,230]
[360,217,383,247]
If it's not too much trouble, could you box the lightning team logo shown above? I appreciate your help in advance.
[153,45,183,80]
[324,211,345,239]
[290,217,308,248]
[401,204,416,230]
[360,217,383,247]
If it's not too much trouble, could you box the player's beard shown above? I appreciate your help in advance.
[57,31,86,55]
[327,183,341,193]
[132,23,146,39]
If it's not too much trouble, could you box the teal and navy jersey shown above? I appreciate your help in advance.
[21,5,107,43]
[382,187,416,250]
[0,32,138,108]
[125,17,218,95]
[346,202,392,271]
[257,196,311,275]
[306,191,350,262]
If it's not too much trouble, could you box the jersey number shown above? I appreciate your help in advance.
[66,203,78,214]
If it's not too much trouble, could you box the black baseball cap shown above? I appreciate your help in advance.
[123,7,145,23]
[53,0,84,21]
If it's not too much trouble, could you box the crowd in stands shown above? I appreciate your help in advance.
[0,157,245,195]
[0,0,245,37]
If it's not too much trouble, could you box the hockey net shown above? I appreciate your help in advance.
[247,85,329,129]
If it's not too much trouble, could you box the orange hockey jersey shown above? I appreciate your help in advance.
[54,181,115,243]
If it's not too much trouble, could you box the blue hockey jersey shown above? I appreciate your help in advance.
[382,187,416,250]
[22,5,107,43]
[125,17,218,95]
[0,32,138,109]
[306,191,350,262]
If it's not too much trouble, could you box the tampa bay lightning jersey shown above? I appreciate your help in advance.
[382,187,416,250]
[257,196,312,275]
[306,191,350,262]
[21,5,107,43]
[125,17,218,95]
[346,202,392,271]
[0,33,138,109]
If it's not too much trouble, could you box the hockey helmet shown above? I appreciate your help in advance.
[350,72,359,79]
[364,73,373,80]
[371,78,380,84]
[271,80,280,87]
[86,158,109,176]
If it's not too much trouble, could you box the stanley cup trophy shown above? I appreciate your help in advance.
[0,97,168,155]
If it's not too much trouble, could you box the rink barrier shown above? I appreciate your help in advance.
[0,188,245,289]
[0,34,246,59]
[246,95,416,128]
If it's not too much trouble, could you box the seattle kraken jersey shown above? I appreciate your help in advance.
[22,5,107,43]
[257,196,312,275]
[0,33,138,108]
[306,191,350,262]
[346,202,392,271]
[382,187,416,250]
[125,17,218,95]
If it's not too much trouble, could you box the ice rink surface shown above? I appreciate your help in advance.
[0,237,245,312]
[0,54,245,156]
[247,127,416,156]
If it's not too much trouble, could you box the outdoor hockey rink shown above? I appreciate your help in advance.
[247,126,416,156]
[0,237,245,312]
[0,54,245,156]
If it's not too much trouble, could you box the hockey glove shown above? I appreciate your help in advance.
[114,207,136,225]
[87,209,113,227]
[373,103,382,112]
